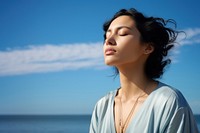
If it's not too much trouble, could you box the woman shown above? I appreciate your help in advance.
[90,8,199,133]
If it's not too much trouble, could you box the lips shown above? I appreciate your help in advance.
[105,48,116,55]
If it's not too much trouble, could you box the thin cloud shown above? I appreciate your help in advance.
[170,27,200,63]
[177,27,200,46]
[0,42,104,76]
[0,28,199,76]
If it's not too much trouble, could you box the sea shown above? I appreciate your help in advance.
[0,114,199,133]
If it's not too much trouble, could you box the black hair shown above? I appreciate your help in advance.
[103,8,180,79]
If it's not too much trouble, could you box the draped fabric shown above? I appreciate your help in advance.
[90,82,199,133]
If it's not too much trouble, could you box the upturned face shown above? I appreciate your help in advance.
[103,15,150,69]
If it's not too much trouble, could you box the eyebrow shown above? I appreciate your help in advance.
[107,26,133,32]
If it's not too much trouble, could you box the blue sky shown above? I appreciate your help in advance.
[0,0,200,115]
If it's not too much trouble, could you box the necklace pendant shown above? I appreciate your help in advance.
[120,128,123,133]
[119,125,124,133]
[119,119,123,133]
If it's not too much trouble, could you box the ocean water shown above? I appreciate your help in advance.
[0,114,199,133]
[0,115,91,133]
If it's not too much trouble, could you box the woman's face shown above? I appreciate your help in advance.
[103,15,148,68]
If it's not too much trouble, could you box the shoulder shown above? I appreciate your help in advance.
[91,89,117,124]
[154,83,199,132]
[90,90,117,133]
[95,90,117,109]
[153,82,190,109]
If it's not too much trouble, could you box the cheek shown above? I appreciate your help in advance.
[119,47,135,62]
[118,40,137,55]
[121,44,134,54]
[118,40,144,61]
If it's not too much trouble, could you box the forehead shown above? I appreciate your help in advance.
[109,15,136,29]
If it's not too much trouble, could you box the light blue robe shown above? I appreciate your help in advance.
[90,82,199,133]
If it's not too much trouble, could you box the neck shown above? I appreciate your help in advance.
[118,64,152,100]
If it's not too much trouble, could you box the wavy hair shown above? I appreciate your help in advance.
[103,8,180,79]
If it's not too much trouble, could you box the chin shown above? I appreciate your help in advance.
[104,60,117,66]
[104,56,120,66]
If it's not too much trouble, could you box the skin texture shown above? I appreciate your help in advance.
[103,16,157,133]
[104,16,147,67]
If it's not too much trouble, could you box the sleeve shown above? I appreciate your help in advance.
[89,104,99,133]
[166,107,199,133]
[89,91,114,133]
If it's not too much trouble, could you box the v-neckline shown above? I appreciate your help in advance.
[111,81,162,133]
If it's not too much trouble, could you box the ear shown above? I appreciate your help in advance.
[144,43,154,55]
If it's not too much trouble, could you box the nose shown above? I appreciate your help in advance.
[104,35,116,46]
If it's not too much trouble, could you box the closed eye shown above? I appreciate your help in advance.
[118,31,129,36]
[119,33,128,36]
[118,28,131,36]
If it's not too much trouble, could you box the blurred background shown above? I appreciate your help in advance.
[0,0,200,115]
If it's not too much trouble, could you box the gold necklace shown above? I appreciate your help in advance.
[118,92,146,133]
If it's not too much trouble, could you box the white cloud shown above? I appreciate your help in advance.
[0,28,200,76]
[177,28,200,46]
[0,42,104,76]
[170,28,200,63]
